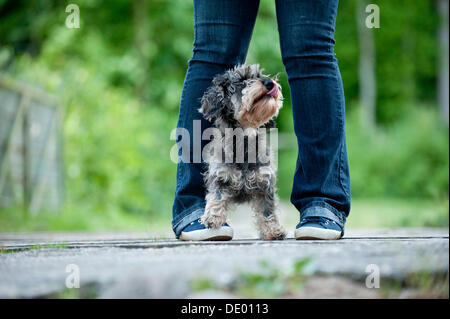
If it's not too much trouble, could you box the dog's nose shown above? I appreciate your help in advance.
[262,79,274,91]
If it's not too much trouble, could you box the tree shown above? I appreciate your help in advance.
[356,0,377,129]
[133,0,150,102]
[438,0,449,124]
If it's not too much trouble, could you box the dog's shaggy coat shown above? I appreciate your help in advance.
[199,64,287,240]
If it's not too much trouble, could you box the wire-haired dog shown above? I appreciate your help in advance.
[199,64,287,240]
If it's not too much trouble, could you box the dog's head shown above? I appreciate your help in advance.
[199,64,283,129]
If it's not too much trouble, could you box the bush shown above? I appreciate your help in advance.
[277,106,449,201]
[4,14,448,225]
[9,26,178,219]
[346,107,448,199]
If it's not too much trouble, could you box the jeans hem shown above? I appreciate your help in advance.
[172,206,205,238]
[300,201,346,224]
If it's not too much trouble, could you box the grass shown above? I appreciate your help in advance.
[346,198,449,228]
[192,258,313,298]
[191,258,449,299]
[0,198,447,233]
[46,282,101,299]
[0,243,68,254]
[379,271,449,298]
[0,204,170,233]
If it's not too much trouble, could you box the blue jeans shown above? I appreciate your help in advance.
[172,0,351,237]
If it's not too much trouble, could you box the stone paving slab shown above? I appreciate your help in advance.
[0,228,447,249]
[0,228,448,298]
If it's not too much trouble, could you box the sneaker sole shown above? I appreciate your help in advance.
[179,226,234,241]
[295,227,342,240]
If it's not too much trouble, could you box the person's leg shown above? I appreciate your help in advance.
[172,0,260,238]
[275,0,351,239]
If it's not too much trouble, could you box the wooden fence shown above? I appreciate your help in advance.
[0,75,64,214]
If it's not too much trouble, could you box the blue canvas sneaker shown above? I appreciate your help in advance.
[179,218,233,241]
[295,206,346,240]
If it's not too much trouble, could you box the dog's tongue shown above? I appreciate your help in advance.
[267,80,279,97]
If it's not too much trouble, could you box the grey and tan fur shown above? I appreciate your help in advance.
[199,64,287,240]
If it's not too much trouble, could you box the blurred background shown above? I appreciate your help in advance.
[0,0,448,233]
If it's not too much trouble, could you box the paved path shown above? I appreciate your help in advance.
[0,228,448,298]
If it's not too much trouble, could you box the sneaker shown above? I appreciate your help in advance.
[179,218,233,241]
[295,207,345,240]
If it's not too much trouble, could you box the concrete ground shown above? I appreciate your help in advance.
[0,205,448,298]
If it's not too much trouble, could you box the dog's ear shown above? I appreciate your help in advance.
[199,85,224,122]
[199,73,229,122]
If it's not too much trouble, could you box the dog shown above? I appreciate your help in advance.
[198,64,287,240]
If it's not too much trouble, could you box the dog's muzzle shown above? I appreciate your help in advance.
[264,79,279,97]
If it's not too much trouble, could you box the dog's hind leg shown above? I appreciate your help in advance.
[201,190,231,229]
[251,191,287,240]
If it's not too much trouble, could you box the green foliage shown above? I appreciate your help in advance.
[346,199,449,228]
[380,271,449,298]
[191,258,313,298]
[277,107,449,204]
[0,1,448,230]
[346,107,449,199]
[6,24,179,221]
[334,0,439,123]
[191,278,216,292]
[1,243,68,254]
[191,259,448,299]
[0,204,168,232]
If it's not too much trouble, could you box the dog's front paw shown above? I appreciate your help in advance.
[261,225,287,240]
[201,213,226,229]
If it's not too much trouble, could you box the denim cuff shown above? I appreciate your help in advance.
[300,203,346,229]
[173,207,205,238]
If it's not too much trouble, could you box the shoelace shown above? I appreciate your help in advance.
[190,218,203,226]
[300,216,340,229]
